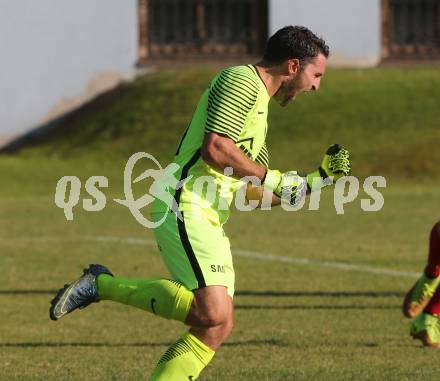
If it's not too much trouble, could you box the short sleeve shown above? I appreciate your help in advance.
[205,67,259,142]
[255,143,270,168]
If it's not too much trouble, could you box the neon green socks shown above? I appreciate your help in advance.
[149,332,215,381]
[97,276,214,379]
[97,275,193,323]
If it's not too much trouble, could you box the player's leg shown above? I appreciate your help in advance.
[410,286,440,348]
[187,286,234,349]
[149,286,234,380]
[50,210,235,380]
[410,228,440,348]
[49,265,194,323]
[49,271,233,379]
[148,211,235,380]
[97,275,194,322]
[403,221,440,318]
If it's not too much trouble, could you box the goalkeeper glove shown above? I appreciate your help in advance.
[306,144,351,191]
[262,144,351,205]
[263,169,307,206]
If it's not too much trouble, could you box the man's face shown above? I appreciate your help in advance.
[274,53,327,107]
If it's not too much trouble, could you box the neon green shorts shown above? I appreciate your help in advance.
[152,211,235,297]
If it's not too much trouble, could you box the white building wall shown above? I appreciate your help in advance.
[0,0,138,141]
[269,0,382,67]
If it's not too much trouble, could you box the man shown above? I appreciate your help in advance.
[49,26,351,380]
[403,221,440,347]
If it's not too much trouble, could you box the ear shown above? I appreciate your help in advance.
[287,58,300,76]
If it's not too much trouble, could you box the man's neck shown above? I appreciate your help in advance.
[254,62,284,97]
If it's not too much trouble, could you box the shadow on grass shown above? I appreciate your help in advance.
[0,289,402,310]
[0,339,285,348]
[0,290,405,298]
[0,290,55,295]
[235,304,400,310]
[236,291,405,298]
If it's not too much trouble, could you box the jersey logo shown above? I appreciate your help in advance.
[237,137,255,159]
[150,298,157,314]
[237,137,254,150]
[211,265,225,273]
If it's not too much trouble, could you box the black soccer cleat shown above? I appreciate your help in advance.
[49,264,113,321]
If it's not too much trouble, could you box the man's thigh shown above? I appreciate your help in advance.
[152,211,235,297]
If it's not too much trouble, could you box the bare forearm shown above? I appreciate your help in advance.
[202,133,266,180]
[246,183,281,207]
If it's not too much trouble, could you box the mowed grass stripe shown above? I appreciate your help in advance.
[2,235,419,279]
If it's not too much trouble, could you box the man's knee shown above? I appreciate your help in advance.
[186,286,232,328]
[192,299,230,328]
[200,309,229,328]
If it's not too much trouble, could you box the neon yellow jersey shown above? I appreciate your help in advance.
[152,65,271,225]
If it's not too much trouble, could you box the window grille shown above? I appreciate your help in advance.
[382,0,440,58]
[139,0,268,61]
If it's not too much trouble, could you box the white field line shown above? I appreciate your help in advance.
[233,249,419,278]
[12,235,419,279]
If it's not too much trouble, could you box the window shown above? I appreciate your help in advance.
[139,0,268,62]
[382,0,440,59]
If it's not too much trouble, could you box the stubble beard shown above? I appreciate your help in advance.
[274,75,303,107]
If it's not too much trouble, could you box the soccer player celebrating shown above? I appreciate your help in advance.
[50,26,351,380]
[403,221,440,347]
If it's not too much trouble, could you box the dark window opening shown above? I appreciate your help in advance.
[382,0,440,59]
[139,0,268,62]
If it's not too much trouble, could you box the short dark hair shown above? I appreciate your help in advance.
[263,26,330,65]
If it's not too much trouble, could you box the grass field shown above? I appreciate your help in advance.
[1,66,440,380]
